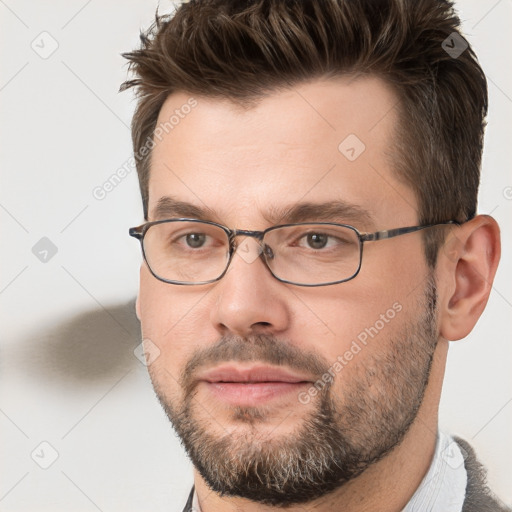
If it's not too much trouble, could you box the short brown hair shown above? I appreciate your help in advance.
[121,0,488,266]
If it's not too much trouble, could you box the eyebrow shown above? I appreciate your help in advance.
[264,201,375,230]
[151,196,375,230]
[151,196,219,222]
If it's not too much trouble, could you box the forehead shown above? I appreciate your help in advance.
[148,76,417,228]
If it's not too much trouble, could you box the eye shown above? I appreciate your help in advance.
[305,233,329,249]
[185,233,206,248]
[297,232,342,250]
[293,229,354,251]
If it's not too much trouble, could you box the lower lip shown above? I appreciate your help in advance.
[203,381,309,406]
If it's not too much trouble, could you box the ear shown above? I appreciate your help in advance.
[437,215,500,341]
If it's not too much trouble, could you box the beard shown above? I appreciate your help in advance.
[148,278,438,506]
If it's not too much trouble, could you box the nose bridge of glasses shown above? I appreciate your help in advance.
[231,229,265,240]
[228,229,270,265]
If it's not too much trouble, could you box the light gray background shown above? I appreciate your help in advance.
[1,1,510,510]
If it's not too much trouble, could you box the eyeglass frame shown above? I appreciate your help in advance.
[129,218,459,287]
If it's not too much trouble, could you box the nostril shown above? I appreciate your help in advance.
[250,321,273,332]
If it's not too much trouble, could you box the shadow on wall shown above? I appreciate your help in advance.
[18,300,141,384]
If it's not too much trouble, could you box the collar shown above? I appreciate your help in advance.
[402,431,467,512]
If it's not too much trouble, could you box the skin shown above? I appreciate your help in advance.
[136,77,500,511]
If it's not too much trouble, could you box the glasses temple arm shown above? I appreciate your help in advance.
[360,221,459,242]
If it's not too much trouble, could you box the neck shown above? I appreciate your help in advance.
[194,341,448,512]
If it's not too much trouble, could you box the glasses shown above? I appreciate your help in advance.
[129,218,458,287]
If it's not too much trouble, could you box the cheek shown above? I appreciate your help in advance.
[291,258,423,372]
[361,237,429,296]
[290,279,398,341]
[318,302,413,397]
[138,265,170,339]
[138,266,206,372]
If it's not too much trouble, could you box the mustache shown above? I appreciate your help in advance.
[180,333,330,393]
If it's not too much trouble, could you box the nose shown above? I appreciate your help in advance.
[209,237,291,337]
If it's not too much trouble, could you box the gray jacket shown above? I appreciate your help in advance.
[182,438,510,511]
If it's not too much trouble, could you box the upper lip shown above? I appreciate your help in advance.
[198,364,313,383]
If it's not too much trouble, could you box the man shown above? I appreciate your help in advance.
[122,0,508,510]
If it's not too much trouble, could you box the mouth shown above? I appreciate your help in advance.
[197,364,313,407]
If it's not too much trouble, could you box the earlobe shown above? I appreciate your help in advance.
[439,215,500,341]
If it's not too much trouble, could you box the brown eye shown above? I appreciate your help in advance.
[306,233,328,249]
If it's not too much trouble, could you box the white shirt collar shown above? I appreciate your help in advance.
[191,431,467,512]
[402,431,467,512]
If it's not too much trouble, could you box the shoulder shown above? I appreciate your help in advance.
[454,437,511,512]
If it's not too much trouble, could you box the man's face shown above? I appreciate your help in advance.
[137,77,439,505]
